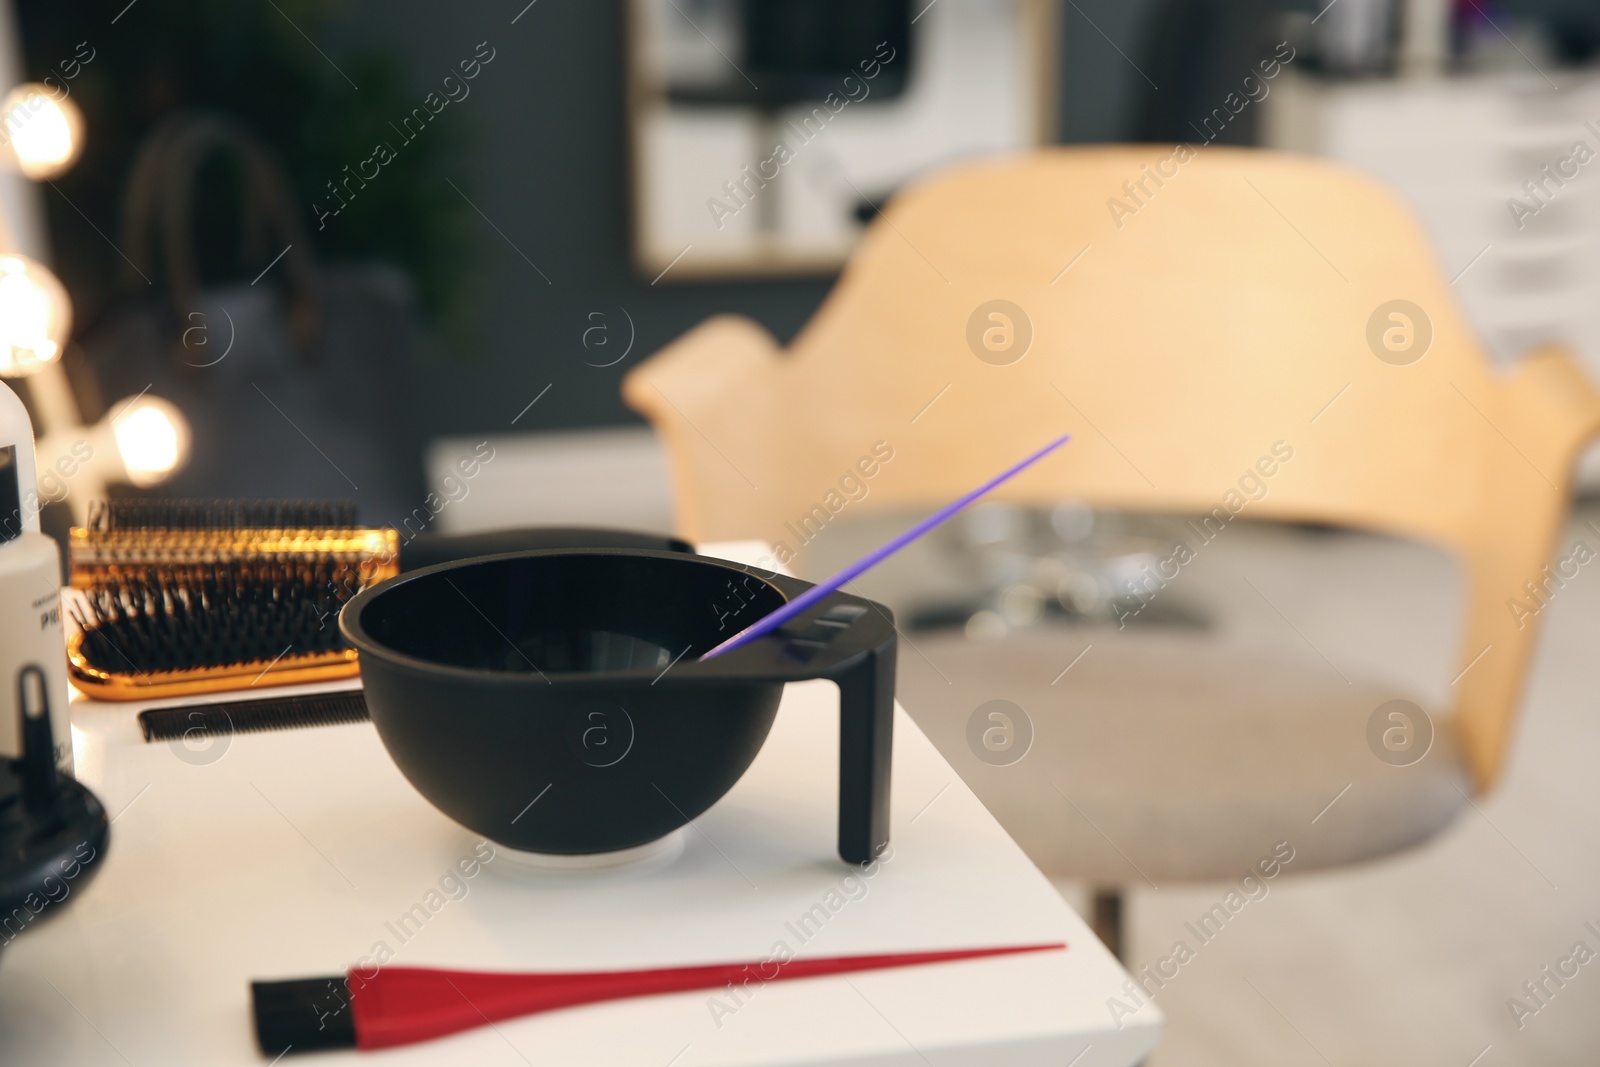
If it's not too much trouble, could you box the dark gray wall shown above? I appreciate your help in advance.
[347,0,1153,437]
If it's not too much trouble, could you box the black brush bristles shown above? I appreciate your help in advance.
[88,498,359,532]
[69,558,359,674]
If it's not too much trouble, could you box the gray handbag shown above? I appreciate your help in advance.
[77,113,426,524]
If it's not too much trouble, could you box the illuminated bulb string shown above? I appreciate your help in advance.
[0,254,70,376]
[2,83,85,180]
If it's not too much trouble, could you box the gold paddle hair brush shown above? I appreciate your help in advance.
[67,500,399,700]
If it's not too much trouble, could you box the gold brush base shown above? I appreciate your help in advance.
[66,634,361,701]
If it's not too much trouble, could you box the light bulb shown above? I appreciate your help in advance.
[111,395,190,486]
[1,84,84,180]
[0,254,71,377]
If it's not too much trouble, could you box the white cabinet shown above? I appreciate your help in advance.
[1264,72,1600,481]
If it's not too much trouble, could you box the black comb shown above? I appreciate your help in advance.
[139,691,371,742]
[89,498,359,531]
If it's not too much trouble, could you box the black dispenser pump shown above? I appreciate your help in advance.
[0,664,109,956]
[18,666,58,807]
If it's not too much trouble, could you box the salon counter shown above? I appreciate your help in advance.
[1,544,1160,1066]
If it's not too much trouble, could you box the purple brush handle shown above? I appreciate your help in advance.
[700,434,1071,660]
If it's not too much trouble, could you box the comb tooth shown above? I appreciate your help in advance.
[138,691,370,741]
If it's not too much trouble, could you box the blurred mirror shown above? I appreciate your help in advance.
[627,0,1058,278]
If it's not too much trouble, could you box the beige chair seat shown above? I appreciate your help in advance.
[897,626,1469,885]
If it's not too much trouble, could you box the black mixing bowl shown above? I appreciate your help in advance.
[341,549,897,864]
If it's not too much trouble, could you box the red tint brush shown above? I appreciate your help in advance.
[251,942,1065,1054]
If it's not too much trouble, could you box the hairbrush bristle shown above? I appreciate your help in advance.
[88,499,359,532]
[69,560,358,674]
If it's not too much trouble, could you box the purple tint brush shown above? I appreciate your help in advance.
[701,434,1071,660]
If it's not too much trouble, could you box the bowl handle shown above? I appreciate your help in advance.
[827,642,895,866]
[691,569,898,867]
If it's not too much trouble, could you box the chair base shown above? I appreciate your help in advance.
[1091,887,1125,961]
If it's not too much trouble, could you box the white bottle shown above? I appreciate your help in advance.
[0,378,71,772]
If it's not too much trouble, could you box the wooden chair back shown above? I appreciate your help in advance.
[624,146,1600,790]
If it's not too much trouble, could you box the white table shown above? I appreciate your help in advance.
[1,547,1161,1066]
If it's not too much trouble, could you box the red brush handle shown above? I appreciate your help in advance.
[350,942,1065,1050]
